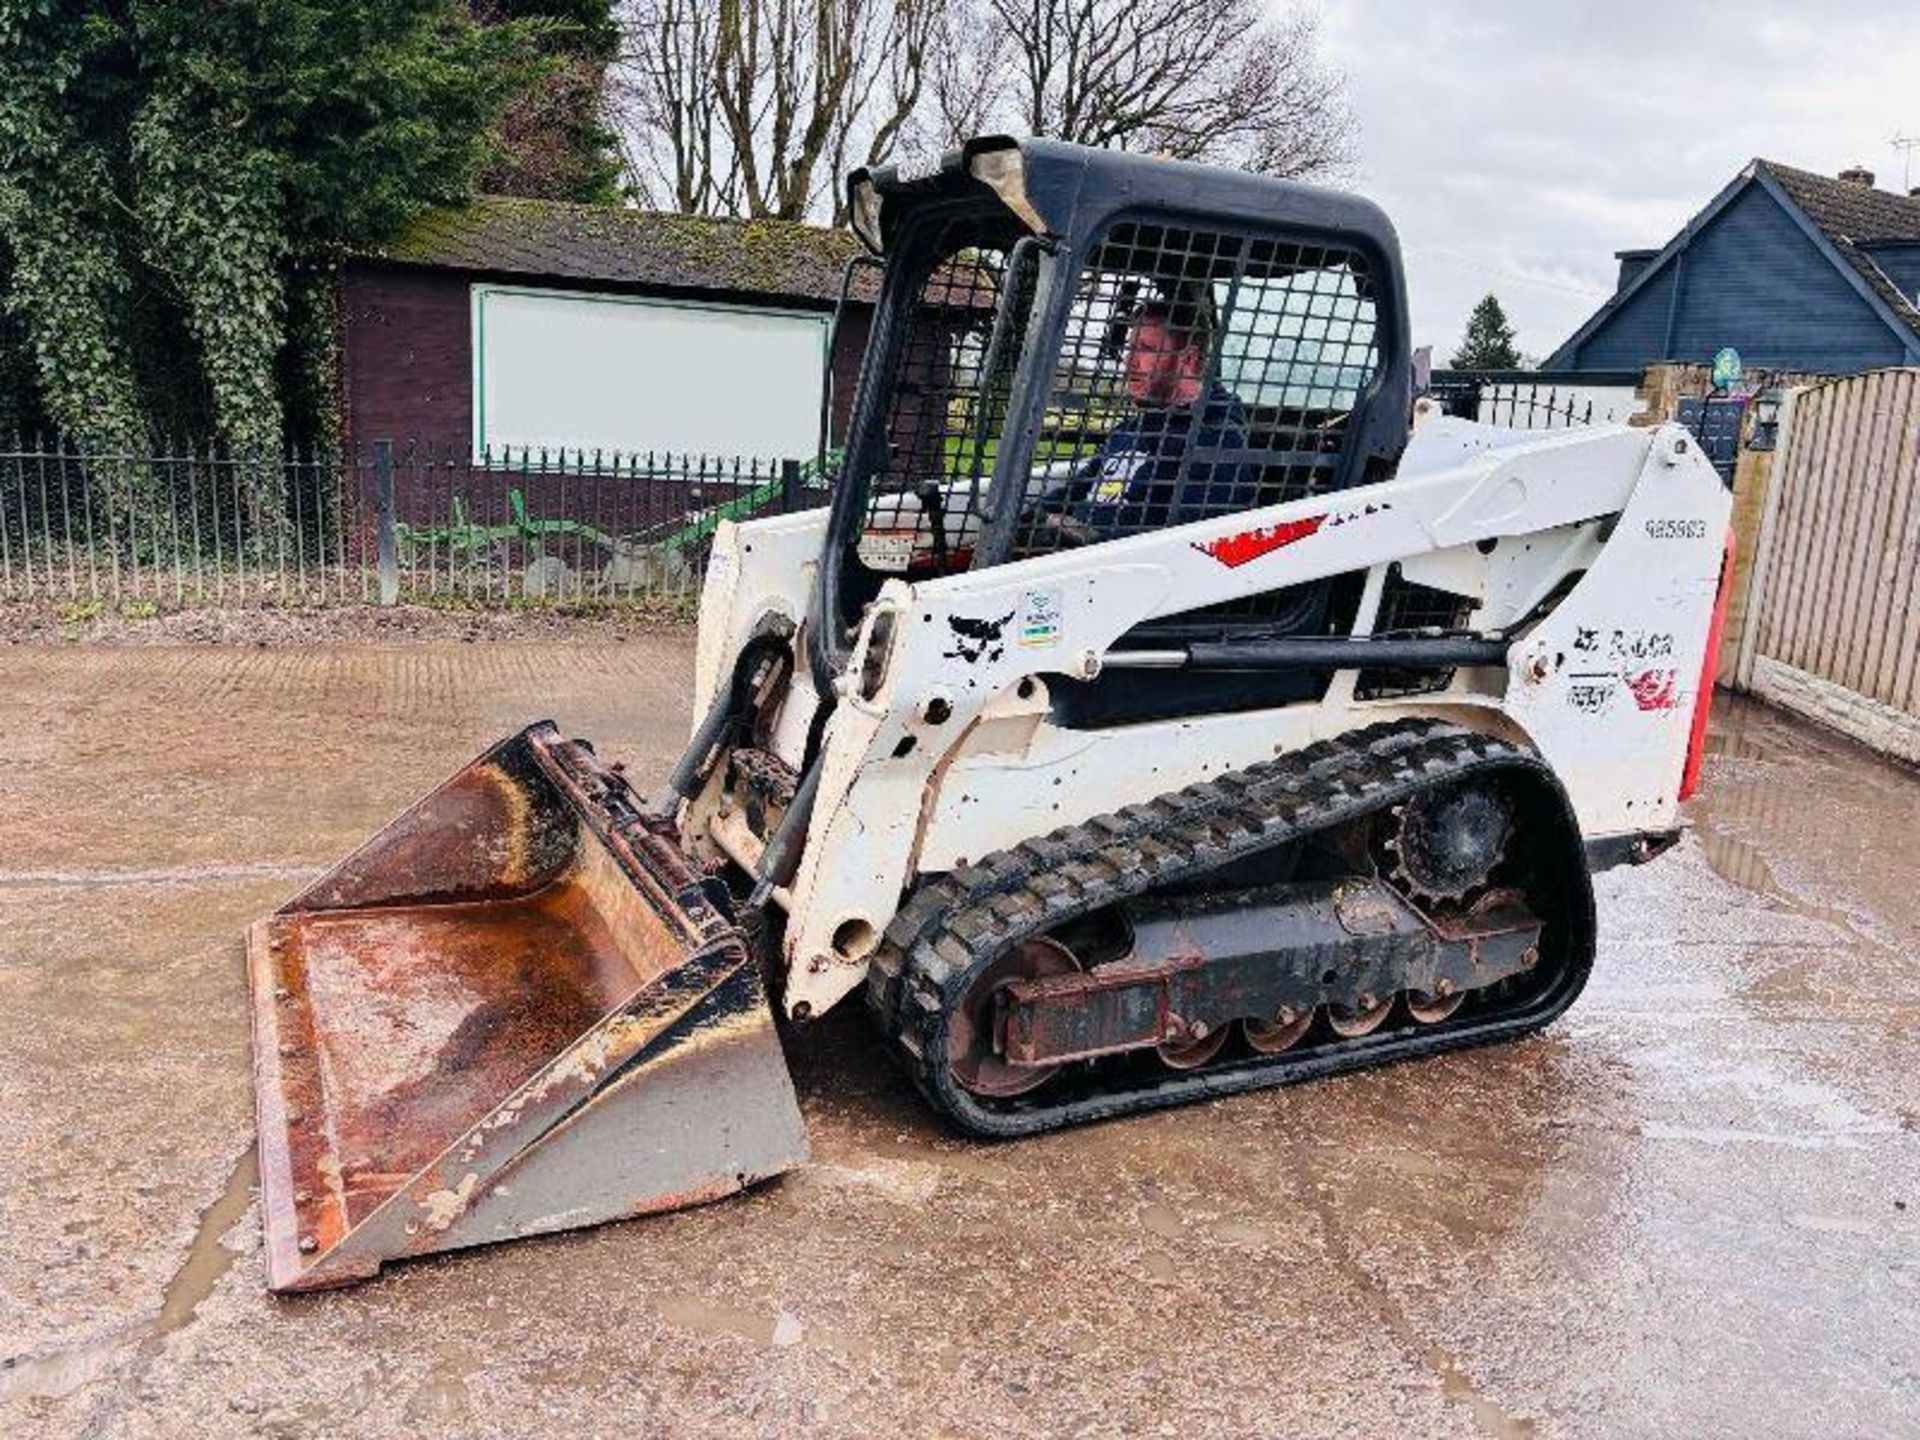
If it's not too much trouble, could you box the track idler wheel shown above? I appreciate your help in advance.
[948,937,1080,1098]
[1327,992,1394,1038]
[1242,1006,1314,1055]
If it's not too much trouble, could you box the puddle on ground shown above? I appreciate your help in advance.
[1210,1220,1274,1247]
[1688,777,1900,952]
[1691,821,1779,898]
[155,1146,258,1336]
[0,1332,131,1405]
[403,1370,471,1426]
[1288,1128,1545,1439]
[653,1295,871,1361]
[1426,1343,1538,1440]
[1691,694,1919,948]
[1138,1202,1182,1240]
[0,1146,257,1408]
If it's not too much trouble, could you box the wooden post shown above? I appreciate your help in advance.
[1733,386,1801,691]
[373,439,398,607]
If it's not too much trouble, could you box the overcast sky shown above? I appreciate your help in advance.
[1311,1,1920,363]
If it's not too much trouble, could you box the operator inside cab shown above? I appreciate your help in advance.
[1024,290,1251,548]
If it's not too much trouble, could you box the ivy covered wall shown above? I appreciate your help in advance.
[0,0,616,475]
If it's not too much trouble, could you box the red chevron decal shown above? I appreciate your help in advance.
[1193,514,1327,568]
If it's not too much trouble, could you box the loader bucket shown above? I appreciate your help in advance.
[246,722,806,1293]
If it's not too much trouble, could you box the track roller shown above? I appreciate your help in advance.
[1157,1025,1230,1069]
[1243,1007,1314,1054]
[947,937,1080,1098]
[1406,987,1465,1024]
[1327,992,1394,1038]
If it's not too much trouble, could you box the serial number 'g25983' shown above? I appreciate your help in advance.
[1645,518,1708,540]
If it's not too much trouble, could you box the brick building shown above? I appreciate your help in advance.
[338,197,877,463]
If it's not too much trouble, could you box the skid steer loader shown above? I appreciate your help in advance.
[249,137,1734,1292]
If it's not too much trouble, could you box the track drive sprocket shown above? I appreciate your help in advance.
[1380,781,1512,905]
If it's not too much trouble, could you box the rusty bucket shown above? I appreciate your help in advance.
[246,723,806,1293]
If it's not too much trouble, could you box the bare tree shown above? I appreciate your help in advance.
[609,0,935,220]
[980,0,1350,178]
[606,0,1350,221]
[608,0,733,212]
[920,0,1014,156]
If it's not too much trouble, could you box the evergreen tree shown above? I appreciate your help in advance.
[475,2,623,203]
[1449,293,1524,371]
[0,1,558,458]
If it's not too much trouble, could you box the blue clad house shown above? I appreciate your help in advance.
[1546,161,1920,375]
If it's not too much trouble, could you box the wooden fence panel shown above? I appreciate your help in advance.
[1883,390,1920,712]
[1738,368,1920,761]
[1850,374,1915,697]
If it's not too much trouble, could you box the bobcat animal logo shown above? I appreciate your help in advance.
[945,610,1016,664]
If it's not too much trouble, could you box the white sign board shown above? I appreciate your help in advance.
[472,285,828,462]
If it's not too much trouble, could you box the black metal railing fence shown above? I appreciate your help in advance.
[1426,368,1645,430]
[0,439,825,608]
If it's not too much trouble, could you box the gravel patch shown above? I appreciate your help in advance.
[0,601,694,647]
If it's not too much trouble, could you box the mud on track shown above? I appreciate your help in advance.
[1,639,1915,1437]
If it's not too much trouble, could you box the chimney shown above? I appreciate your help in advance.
[1614,248,1659,293]
[1838,164,1876,188]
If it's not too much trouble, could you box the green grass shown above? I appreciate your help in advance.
[938,416,1109,476]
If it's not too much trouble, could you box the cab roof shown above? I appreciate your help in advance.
[848,136,1403,270]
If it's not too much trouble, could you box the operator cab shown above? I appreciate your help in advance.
[815,135,1414,716]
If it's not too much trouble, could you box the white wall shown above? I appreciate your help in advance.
[472,285,829,462]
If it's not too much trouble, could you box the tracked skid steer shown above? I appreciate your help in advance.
[250,137,1734,1291]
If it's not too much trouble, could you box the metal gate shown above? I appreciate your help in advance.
[1734,368,1920,761]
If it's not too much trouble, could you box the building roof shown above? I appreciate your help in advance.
[1758,161,1920,332]
[358,195,873,305]
[1547,160,1920,370]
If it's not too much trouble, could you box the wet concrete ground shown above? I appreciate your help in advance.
[1,637,1915,1438]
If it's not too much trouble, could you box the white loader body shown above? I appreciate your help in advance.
[692,405,1732,1022]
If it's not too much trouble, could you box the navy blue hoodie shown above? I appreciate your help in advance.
[1051,384,1251,537]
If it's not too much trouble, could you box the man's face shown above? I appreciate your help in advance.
[1124,313,1206,407]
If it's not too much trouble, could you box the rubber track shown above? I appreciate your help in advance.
[866,718,1596,1137]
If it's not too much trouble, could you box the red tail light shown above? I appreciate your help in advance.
[1679,528,1736,801]
[907,545,973,577]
